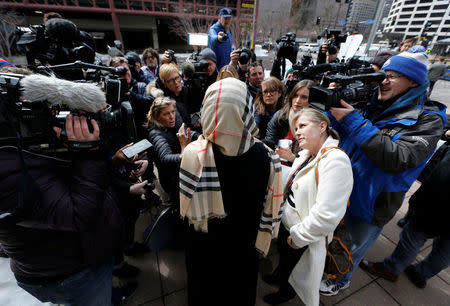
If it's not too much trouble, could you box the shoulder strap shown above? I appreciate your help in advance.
[315,146,350,210]
[314,146,343,187]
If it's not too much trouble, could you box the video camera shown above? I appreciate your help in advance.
[0,72,137,152]
[309,71,386,111]
[16,18,96,79]
[317,28,347,56]
[287,55,374,87]
[37,60,130,108]
[182,53,210,93]
[276,32,298,65]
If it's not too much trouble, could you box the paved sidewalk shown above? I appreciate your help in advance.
[122,180,450,306]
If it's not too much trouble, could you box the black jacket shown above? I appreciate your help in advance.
[128,79,154,139]
[148,123,183,197]
[263,110,290,149]
[0,147,123,285]
[246,81,260,99]
[409,140,450,237]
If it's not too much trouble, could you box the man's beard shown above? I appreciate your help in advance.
[148,63,157,70]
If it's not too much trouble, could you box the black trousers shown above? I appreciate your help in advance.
[276,225,307,293]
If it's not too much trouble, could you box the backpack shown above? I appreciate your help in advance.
[316,147,353,281]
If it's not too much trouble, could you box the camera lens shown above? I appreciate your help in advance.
[328,44,338,55]
[238,52,249,65]
[222,33,228,41]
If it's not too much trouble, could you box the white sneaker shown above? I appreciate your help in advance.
[319,278,350,296]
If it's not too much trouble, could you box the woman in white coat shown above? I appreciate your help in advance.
[264,108,353,306]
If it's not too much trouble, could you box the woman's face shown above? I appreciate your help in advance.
[262,84,281,108]
[164,72,182,95]
[157,104,176,128]
[400,42,412,52]
[291,87,309,111]
[294,115,326,153]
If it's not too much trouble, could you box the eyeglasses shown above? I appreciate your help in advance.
[165,75,181,85]
[384,73,404,82]
[262,89,279,96]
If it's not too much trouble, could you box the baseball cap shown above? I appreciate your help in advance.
[219,8,233,17]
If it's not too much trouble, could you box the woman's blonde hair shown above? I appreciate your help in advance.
[158,63,179,83]
[278,79,314,123]
[254,76,286,115]
[291,107,339,140]
[144,96,176,128]
[217,64,239,81]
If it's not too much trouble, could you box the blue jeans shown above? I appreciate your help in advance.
[18,259,113,306]
[383,222,450,280]
[336,214,383,286]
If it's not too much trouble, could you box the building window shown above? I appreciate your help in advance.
[430,12,445,17]
[441,28,450,33]
[445,20,450,25]
[402,7,414,12]
[228,0,237,8]
[433,4,448,10]
[399,14,412,18]
[395,27,406,32]
[408,28,421,32]
[411,20,424,25]
[414,13,427,17]
[397,21,409,25]
[404,0,417,4]
[417,6,430,10]
[419,0,432,3]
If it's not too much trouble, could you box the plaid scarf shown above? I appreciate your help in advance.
[179,78,284,256]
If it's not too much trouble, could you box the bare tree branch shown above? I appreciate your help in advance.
[0,11,23,57]
[168,17,210,43]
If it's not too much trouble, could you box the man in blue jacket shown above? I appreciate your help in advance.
[208,7,233,71]
[320,46,447,296]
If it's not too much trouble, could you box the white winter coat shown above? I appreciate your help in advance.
[282,136,353,306]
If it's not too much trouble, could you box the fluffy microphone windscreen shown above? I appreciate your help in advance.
[21,74,106,113]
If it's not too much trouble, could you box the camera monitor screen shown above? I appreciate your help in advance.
[188,33,208,46]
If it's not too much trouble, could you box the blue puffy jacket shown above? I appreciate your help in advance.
[329,81,447,226]
[208,21,232,70]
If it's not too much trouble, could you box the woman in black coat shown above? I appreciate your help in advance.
[146,96,197,204]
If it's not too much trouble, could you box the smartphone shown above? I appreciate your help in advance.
[122,139,153,160]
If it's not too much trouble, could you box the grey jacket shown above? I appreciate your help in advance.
[427,62,447,82]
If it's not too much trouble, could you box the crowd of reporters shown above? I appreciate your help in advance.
[1,10,449,306]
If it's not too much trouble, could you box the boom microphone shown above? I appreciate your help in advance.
[21,74,106,112]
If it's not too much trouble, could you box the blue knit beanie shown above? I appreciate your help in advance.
[381,45,428,85]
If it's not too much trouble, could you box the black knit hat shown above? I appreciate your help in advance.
[199,48,217,63]
[371,51,393,69]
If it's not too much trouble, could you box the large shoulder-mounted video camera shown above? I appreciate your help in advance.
[181,53,210,93]
[16,18,96,79]
[276,32,298,65]
[0,71,137,152]
[317,28,347,56]
[309,71,386,111]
